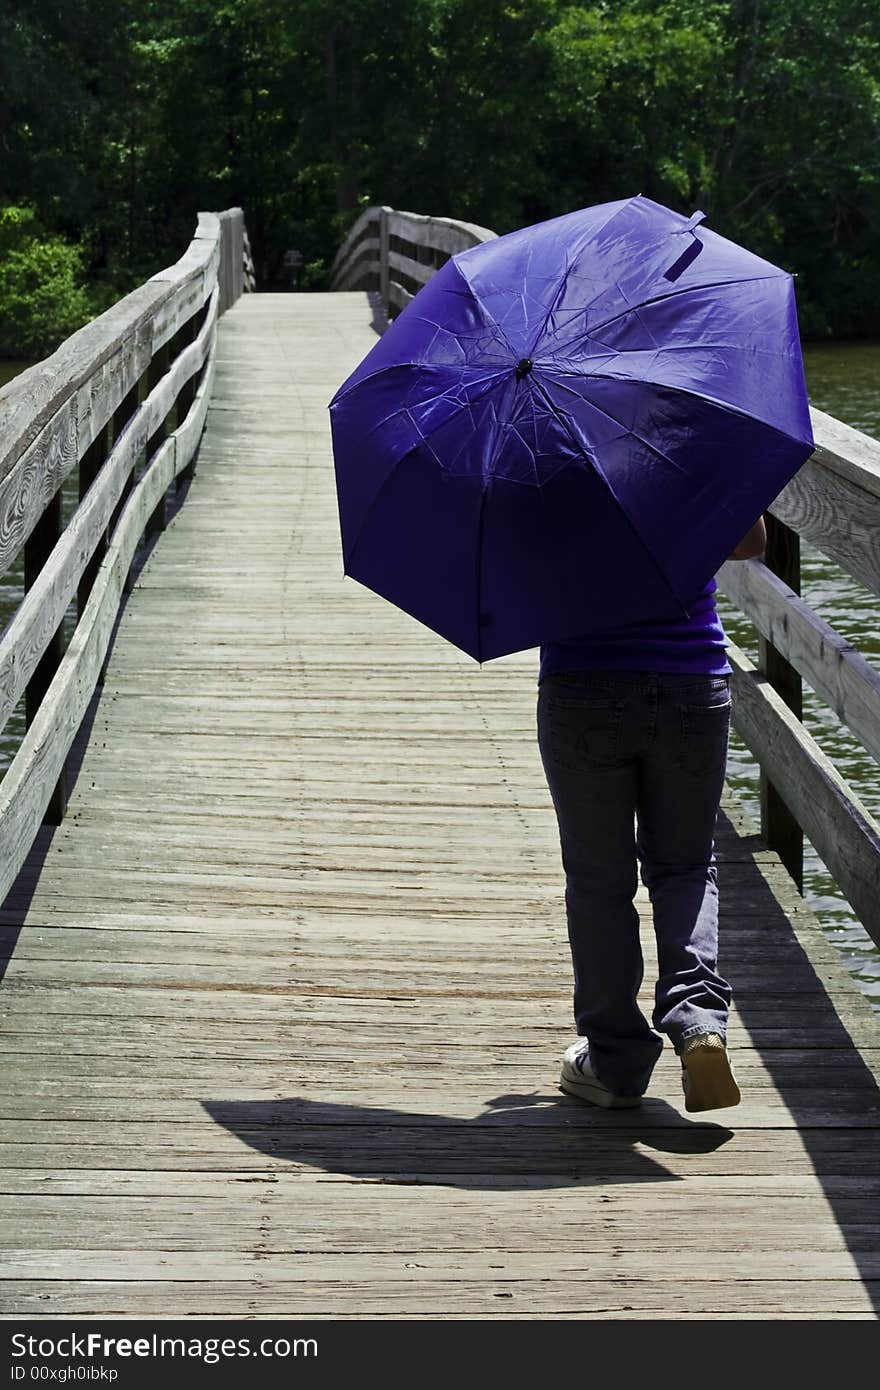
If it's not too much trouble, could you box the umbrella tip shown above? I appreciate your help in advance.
[515,358,533,380]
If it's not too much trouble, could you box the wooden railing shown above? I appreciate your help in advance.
[0,207,252,903]
[715,415,880,945]
[328,205,496,315]
[331,204,880,949]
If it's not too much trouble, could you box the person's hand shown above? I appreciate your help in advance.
[728,514,766,560]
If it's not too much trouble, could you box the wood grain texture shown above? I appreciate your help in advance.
[0,331,217,902]
[0,214,226,578]
[728,641,880,947]
[716,556,880,768]
[769,451,880,599]
[387,249,434,287]
[809,404,880,499]
[328,208,380,282]
[0,291,878,1321]
[333,236,381,291]
[329,204,496,306]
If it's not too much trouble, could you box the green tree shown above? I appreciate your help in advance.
[0,205,92,355]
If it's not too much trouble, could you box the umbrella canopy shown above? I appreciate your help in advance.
[328,195,814,661]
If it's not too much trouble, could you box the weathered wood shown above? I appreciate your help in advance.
[389,280,415,313]
[387,249,434,288]
[728,640,880,946]
[1,1276,874,1319]
[214,208,245,314]
[329,206,496,315]
[22,486,67,824]
[175,328,217,486]
[0,396,153,734]
[0,223,233,852]
[242,226,256,292]
[172,316,201,491]
[145,340,170,537]
[378,205,391,307]
[0,285,162,493]
[0,234,219,579]
[0,297,217,901]
[385,209,497,256]
[809,404,880,500]
[332,236,382,291]
[715,558,880,769]
[77,419,112,621]
[328,207,380,280]
[770,437,880,600]
[757,513,803,889]
[0,395,79,583]
[0,441,177,902]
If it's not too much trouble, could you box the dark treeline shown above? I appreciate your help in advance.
[2,0,879,355]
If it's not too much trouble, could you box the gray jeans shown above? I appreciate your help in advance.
[537,669,733,1096]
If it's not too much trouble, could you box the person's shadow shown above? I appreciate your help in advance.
[204,1090,732,1189]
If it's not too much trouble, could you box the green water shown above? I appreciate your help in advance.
[1,345,879,1006]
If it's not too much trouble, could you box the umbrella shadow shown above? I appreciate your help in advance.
[204,1090,732,1191]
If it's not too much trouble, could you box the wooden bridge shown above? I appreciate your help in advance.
[0,208,879,1319]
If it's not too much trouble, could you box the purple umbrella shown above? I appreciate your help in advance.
[328,195,814,661]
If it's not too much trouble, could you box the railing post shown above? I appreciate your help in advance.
[218,211,243,313]
[379,207,390,312]
[24,489,67,824]
[97,368,146,686]
[230,209,244,306]
[78,420,112,624]
[145,342,170,538]
[758,513,804,890]
[107,377,140,538]
[175,314,202,492]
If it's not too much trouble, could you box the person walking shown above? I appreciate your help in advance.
[538,515,767,1113]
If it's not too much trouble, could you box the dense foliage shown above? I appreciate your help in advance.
[1,0,878,353]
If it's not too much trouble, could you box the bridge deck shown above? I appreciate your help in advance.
[1,292,879,1319]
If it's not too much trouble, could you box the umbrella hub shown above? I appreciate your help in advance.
[515,357,533,380]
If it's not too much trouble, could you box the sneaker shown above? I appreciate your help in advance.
[680,1033,741,1112]
[559,1039,643,1109]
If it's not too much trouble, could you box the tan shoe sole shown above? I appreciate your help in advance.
[681,1035,741,1112]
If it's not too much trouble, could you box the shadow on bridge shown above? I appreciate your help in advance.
[205,813,880,1311]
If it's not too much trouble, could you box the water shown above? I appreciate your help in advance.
[1,344,879,1006]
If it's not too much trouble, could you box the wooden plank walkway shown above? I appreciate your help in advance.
[1,291,879,1319]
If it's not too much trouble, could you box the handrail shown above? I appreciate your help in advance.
[0,207,252,904]
[330,204,880,948]
[329,205,496,316]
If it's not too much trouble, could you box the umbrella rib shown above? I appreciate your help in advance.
[339,367,512,482]
[529,376,692,620]
[332,360,508,412]
[572,368,814,447]
[524,197,640,360]
[547,273,786,359]
[444,258,521,360]
[540,372,692,477]
[342,370,510,575]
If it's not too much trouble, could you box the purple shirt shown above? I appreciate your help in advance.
[538,577,732,681]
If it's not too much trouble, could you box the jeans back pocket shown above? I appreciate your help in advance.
[539,690,625,772]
